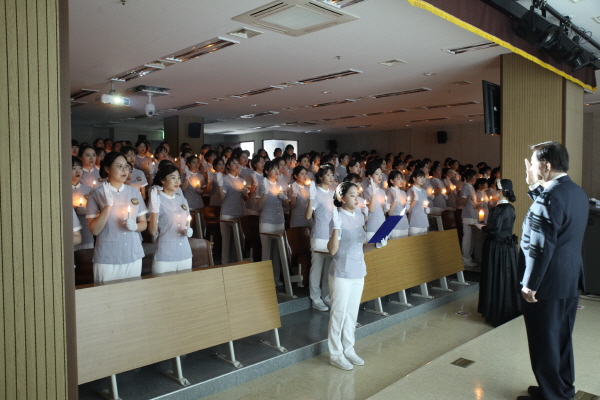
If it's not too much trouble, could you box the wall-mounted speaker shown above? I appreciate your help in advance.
[328,139,338,151]
[188,122,202,138]
[138,134,147,142]
[437,131,447,144]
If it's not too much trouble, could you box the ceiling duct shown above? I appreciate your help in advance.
[371,87,431,98]
[420,101,479,109]
[227,27,264,39]
[230,86,282,98]
[70,88,98,100]
[70,100,87,108]
[443,41,499,55]
[297,69,361,84]
[128,85,170,96]
[307,99,354,108]
[170,102,208,111]
[322,0,368,8]
[164,37,238,63]
[232,0,358,37]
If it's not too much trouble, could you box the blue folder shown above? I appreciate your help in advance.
[367,215,403,244]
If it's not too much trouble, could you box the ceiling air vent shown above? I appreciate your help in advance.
[282,107,298,111]
[379,59,407,67]
[307,99,354,108]
[421,101,479,109]
[70,89,98,100]
[211,98,227,102]
[170,102,208,111]
[371,87,431,98]
[232,0,358,37]
[230,86,282,98]
[451,81,472,86]
[297,69,361,84]
[128,85,170,96]
[299,121,318,126]
[364,109,409,116]
[407,117,451,123]
[164,37,238,63]
[443,41,499,55]
[228,27,264,39]
[464,113,484,117]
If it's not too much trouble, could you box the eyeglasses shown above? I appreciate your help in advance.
[113,164,132,172]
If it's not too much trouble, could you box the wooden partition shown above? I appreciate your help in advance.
[75,261,280,385]
[361,230,464,303]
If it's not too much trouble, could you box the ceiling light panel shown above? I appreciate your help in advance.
[593,16,600,24]
[164,37,238,63]
[346,124,376,128]
[585,101,600,105]
[443,41,499,54]
[371,87,431,98]
[408,117,451,123]
[324,0,368,8]
[320,115,359,121]
[170,102,208,111]
[297,69,361,84]
[232,0,358,37]
[364,109,409,116]
[230,86,282,98]
[451,81,472,86]
[420,101,479,109]
[306,99,355,107]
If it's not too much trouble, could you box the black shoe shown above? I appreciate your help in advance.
[527,386,541,398]
[516,396,533,400]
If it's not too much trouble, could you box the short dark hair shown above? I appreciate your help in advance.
[315,163,335,184]
[409,169,426,184]
[99,152,127,179]
[292,165,307,181]
[343,173,361,183]
[71,139,79,147]
[530,141,569,172]
[72,156,82,167]
[263,160,279,178]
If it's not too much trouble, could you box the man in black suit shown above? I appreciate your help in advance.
[518,141,588,400]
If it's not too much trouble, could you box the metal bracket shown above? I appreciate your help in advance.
[364,297,390,316]
[432,277,454,292]
[161,356,190,386]
[214,341,243,368]
[390,290,413,307]
[411,283,434,299]
[261,328,288,353]
[449,271,470,286]
[98,375,122,400]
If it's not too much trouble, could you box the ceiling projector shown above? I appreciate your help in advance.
[99,93,130,106]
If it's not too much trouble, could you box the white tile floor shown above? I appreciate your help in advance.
[371,296,600,400]
[201,293,600,400]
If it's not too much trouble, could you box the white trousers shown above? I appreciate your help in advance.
[408,227,428,236]
[327,275,364,360]
[461,217,477,263]
[152,258,192,275]
[220,215,241,264]
[389,228,409,239]
[94,259,142,283]
[310,238,331,303]
[260,222,285,282]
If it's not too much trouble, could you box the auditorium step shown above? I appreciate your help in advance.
[78,280,479,400]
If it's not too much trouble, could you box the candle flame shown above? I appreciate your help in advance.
[92,180,96,186]
[79,197,83,206]
[423,200,429,207]
[243,180,246,186]
[187,216,192,222]
[127,206,131,212]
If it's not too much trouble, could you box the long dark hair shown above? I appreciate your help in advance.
[152,164,179,187]
[333,181,356,208]
[315,163,335,184]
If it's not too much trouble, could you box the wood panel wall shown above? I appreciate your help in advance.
[501,54,563,238]
[583,112,600,199]
[563,79,584,186]
[1,0,74,398]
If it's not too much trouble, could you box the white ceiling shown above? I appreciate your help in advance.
[68,0,600,135]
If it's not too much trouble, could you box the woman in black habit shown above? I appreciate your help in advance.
[477,179,522,327]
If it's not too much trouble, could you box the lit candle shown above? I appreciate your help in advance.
[385,195,388,203]
[79,197,83,207]
[243,180,247,187]
[423,200,429,208]
[442,188,447,195]
[479,209,485,222]
[451,184,456,190]
[305,179,311,186]
[407,196,411,203]
[383,181,388,189]
[92,180,96,188]
[127,205,131,219]
[187,215,192,227]
[279,185,283,193]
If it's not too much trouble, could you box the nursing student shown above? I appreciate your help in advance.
[181,155,210,212]
[134,140,153,180]
[78,145,100,188]
[407,169,430,236]
[121,146,148,200]
[363,162,388,241]
[305,164,336,312]
[147,164,194,274]
[289,165,313,228]
[386,171,410,238]
[327,181,387,371]
[71,156,94,250]
[216,156,249,264]
[257,160,290,285]
[459,169,480,267]
[86,152,148,283]
[245,154,265,216]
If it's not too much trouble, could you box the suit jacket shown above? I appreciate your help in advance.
[519,175,588,300]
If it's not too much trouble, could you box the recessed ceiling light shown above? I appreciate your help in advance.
[593,16,600,24]
[379,59,407,67]
[322,91,333,94]
[251,104,258,106]
[406,125,411,126]
[424,73,436,76]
